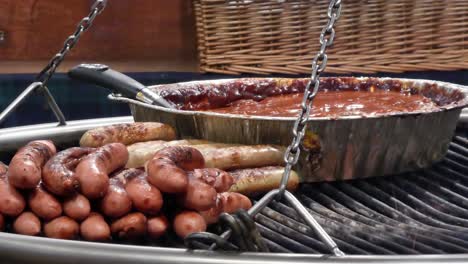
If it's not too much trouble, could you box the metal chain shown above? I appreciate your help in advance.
[35,0,107,85]
[0,0,108,127]
[278,0,342,198]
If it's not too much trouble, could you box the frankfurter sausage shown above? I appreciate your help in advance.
[80,213,111,242]
[75,143,129,199]
[126,139,210,168]
[146,146,204,193]
[111,212,147,241]
[63,194,91,221]
[125,173,163,215]
[182,176,217,211]
[200,145,285,170]
[13,212,41,236]
[0,174,25,217]
[28,184,62,220]
[147,215,169,239]
[80,122,176,148]
[100,169,140,218]
[173,211,206,238]
[8,140,56,189]
[228,166,300,195]
[44,216,79,240]
[192,168,234,192]
[42,147,94,196]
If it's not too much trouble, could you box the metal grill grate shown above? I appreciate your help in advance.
[255,131,468,254]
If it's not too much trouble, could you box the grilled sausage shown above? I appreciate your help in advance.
[146,146,204,193]
[13,212,41,236]
[44,216,79,240]
[173,211,206,238]
[0,174,25,217]
[182,176,217,211]
[126,140,226,168]
[125,173,163,215]
[75,143,129,199]
[8,140,56,189]
[200,145,285,170]
[199,192,252,224]
[192,168,234,192]
[80,213,111,242]
[42,147,94,196]
[63,194,91,221]
[147,215,169,240]
[228,166,300,195]
[101,168,140,218]
[128,142,285,171]
[218,192,252,214]
[28,185,60,219]
[80,122,176,148]
[28,184,62,220]
[111,212,147,241]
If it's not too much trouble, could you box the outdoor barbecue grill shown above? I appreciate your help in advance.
[0,118,467,263]
[1,0,468,263]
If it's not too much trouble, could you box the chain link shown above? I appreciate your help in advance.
[278,0,342,198]
[35,0,107,85]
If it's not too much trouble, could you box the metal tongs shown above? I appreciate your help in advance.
[186,0,345,256]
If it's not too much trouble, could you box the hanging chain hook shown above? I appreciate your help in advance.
[277,0,342,199]
[35,0,108,85]
[187,0,344,257]
[0,0,108,127]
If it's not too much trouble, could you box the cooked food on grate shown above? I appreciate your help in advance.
[80,122,176,148]
[0,123,300,244]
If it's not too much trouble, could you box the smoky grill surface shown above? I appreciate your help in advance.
[254,130,468,254]
[121,129,468,255]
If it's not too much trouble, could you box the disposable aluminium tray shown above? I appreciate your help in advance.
[109,77,468,182]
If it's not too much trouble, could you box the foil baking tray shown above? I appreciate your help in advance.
[109,77,468,182]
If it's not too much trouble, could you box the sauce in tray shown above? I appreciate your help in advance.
[153,78,465,118]
[199,90,439,118]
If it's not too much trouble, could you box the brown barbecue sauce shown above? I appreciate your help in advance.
[199,90,438,118]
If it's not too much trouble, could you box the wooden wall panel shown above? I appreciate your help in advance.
[0,0,197,61]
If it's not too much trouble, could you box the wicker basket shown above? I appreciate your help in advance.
[193,0,468,75]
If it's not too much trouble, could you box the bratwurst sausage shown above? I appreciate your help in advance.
[228,166,300,195]
[173,211,206,238]
[146,146,204,193]
[199,192,252,224]
[44,216,79,240]
[125,173,163,215]
[100,168,140,218]
[8,140,56,189]
[80,213,111,242]
[126,140,218,168]
[111,212,147,241]
[42,147,94,196]
[192,168,234,193]
[28,184,62,220]
[0,173,25,217]
[63,194,91,221]
[13,212,41,236]
[75,143,129,199]
[80,122,176,148]
[147,215,169,239]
